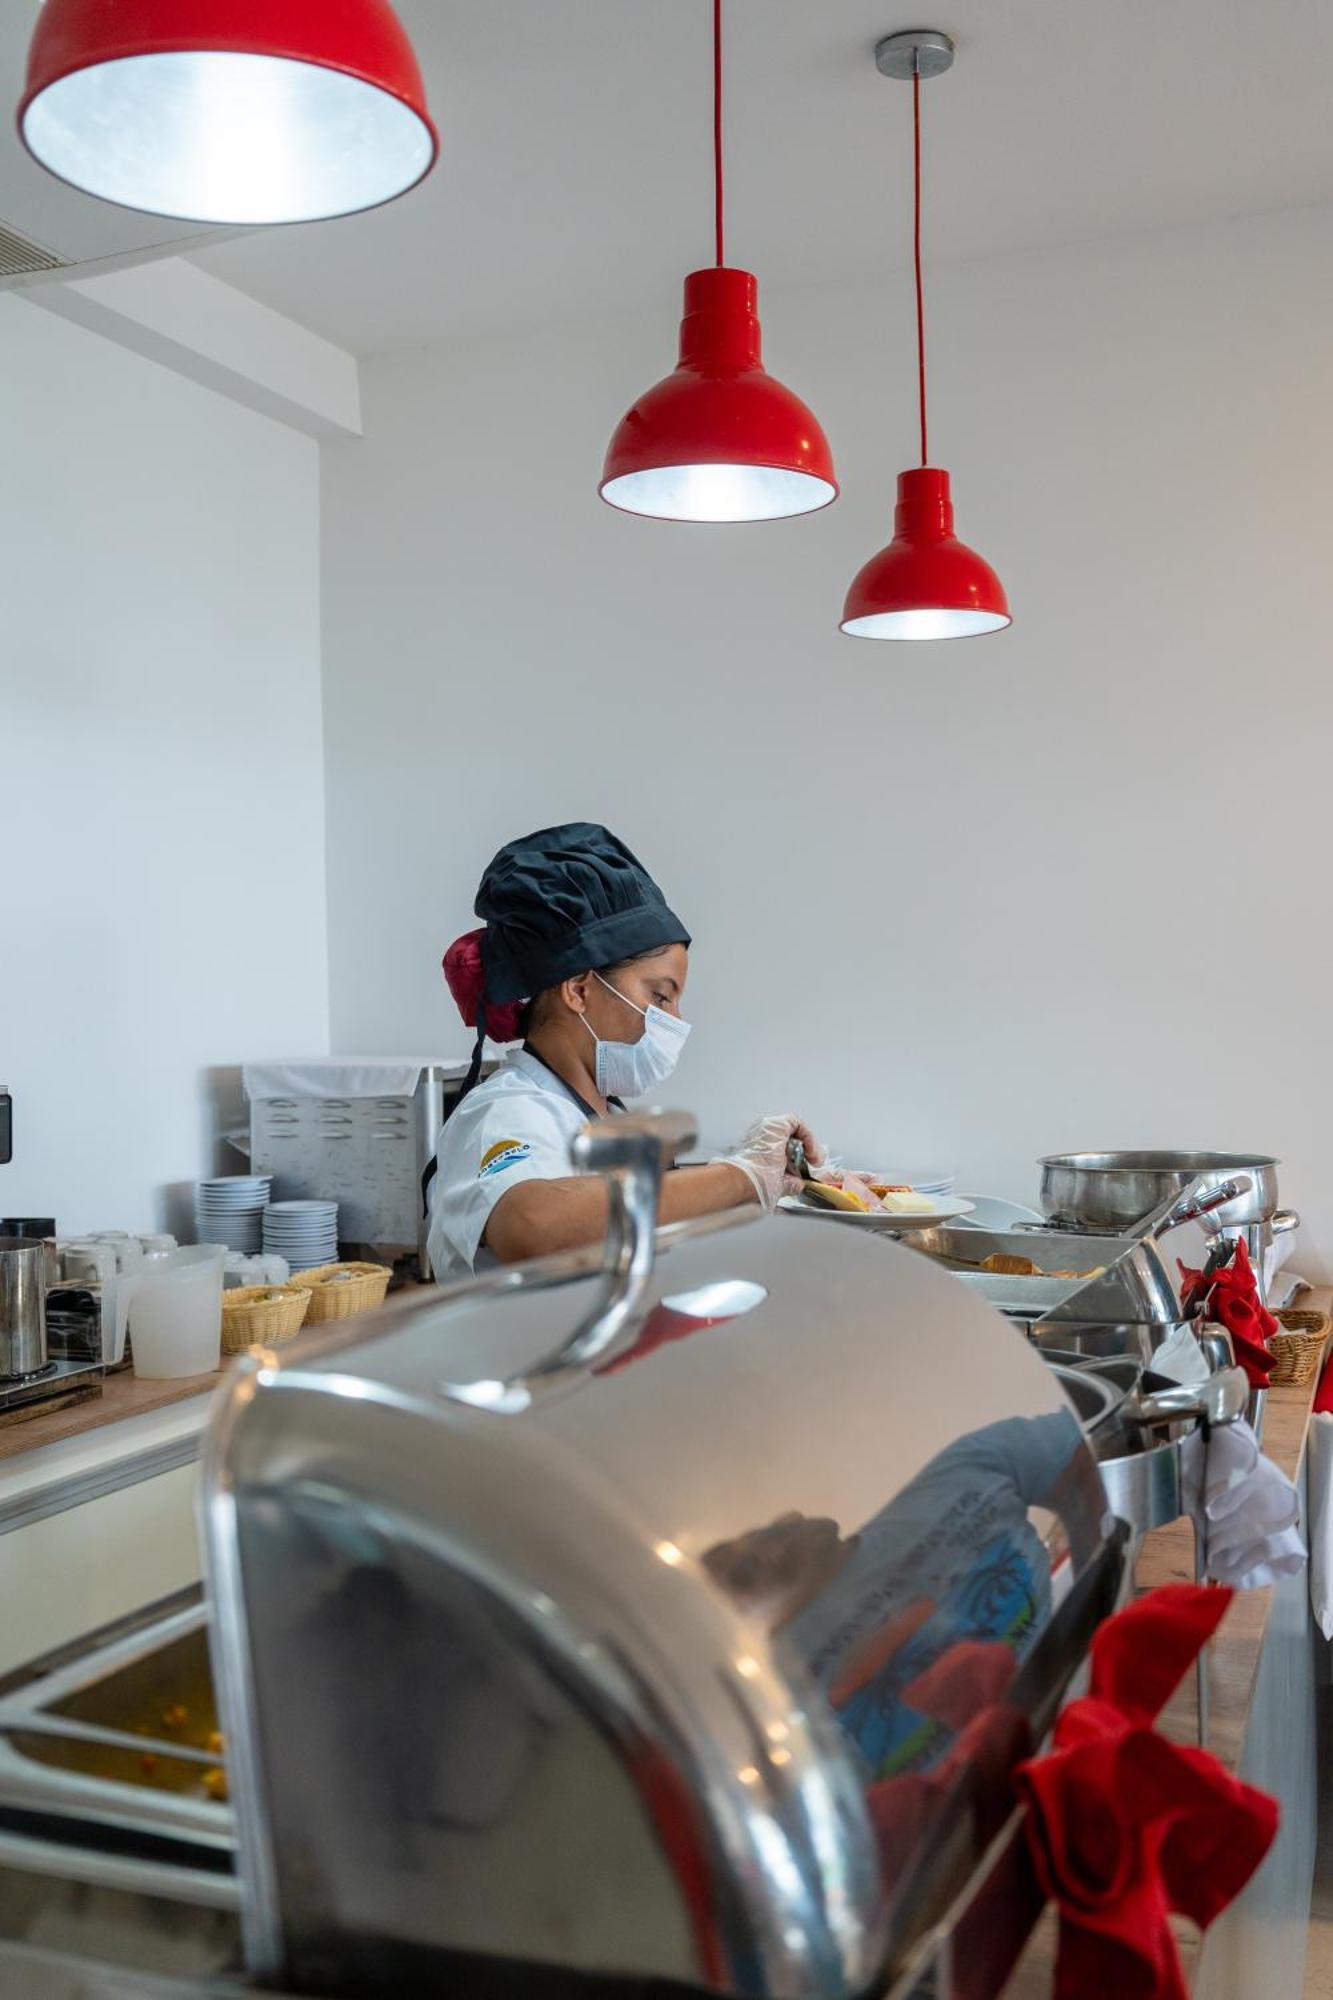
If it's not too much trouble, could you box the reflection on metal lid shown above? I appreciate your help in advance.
[661,1279,768,1321]
[439,1376,533,1414]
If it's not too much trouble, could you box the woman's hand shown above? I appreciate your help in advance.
[718,1112,827,1213]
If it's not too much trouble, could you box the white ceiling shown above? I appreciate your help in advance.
[6,1,1333,353]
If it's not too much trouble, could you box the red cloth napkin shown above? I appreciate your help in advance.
[1015,1585,1278,2000]
[1178,1237,1277,1387]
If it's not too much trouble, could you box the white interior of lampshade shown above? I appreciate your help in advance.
[601,463,836,524]
[840,607,1012,640]
[22,51,436,225]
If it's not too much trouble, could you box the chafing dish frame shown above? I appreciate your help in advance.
[200,1111,1124,1999]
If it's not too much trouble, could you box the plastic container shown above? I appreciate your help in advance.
[126,1246,226,1379]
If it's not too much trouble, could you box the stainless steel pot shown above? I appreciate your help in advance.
[0,1237,49,1380]
[1038,1151,1280,1233]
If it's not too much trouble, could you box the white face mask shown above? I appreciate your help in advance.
[581,971,691,1100]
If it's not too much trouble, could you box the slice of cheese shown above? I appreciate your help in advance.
[877,1189,937,1215]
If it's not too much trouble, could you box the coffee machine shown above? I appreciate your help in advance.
[0,1224,104,1419]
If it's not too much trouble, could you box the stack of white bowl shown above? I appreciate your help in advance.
[195,1175,273,1254]
[263,1200,338,1273]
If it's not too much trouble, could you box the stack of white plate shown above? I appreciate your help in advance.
[263,1200,339,1273]
[877,1168,956,1197]
[195,1176,273,1254]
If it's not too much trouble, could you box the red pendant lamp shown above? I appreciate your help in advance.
[18,0,438,227]
[600,0,837,523]
[841,32,1010,641]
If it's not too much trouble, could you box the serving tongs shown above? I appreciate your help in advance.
[1136,1174,1254,1243]
[786,1139,866,1213]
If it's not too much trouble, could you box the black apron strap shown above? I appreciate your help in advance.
[421,1013,488,1219]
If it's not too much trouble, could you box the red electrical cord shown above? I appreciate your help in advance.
[913,65,928,466]
[713,0,725,266]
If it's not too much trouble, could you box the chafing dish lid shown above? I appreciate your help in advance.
[208,1212,1112,1991]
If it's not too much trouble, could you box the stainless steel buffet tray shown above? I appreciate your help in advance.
[905,1219,1194,1326]
[0,1587,234,1893]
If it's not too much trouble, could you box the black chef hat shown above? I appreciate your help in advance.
[477,820,690,1005]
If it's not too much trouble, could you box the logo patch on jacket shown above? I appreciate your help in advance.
[478,1139,531,1180]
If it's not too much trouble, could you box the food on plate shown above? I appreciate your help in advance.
[800,1180,872,1213]
[798,1168,940,1216]
[874,1187,938,1215]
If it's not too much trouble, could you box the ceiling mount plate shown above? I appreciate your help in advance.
[875,29,955,80]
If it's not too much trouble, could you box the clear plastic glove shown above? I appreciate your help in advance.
[717,1113,827,1213]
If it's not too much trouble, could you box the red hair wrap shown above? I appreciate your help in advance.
[442,928,526,1043]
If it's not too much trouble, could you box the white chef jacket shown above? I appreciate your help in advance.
[426,1047,599,1285]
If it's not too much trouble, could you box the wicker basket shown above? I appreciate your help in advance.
[1267,1307,1331,1388]
[286,1261,392,1323]
[221,1284,311,1355]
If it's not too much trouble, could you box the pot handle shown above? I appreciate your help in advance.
[1270,1209,1300,1236]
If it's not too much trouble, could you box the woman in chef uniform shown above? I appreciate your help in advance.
[425,821,824,1284]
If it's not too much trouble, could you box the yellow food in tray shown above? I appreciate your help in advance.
[979,1252,1107,1280]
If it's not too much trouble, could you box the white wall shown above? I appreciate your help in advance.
[320,205,1333,1273]
[0,295,329,1237]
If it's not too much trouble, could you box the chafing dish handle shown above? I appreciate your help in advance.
[528,1109,698,1376]
[1126,1364,1249,1431]
[1145,1175,1252,1240]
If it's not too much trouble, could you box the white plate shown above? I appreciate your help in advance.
[777,1195,974,1230]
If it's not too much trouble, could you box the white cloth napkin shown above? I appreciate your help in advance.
[1150,1323,1212,1386]
[1181,1419,1306,1590]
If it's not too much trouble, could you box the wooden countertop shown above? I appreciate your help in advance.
[0,1362,220,1462]
[0,1281,433,1468]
